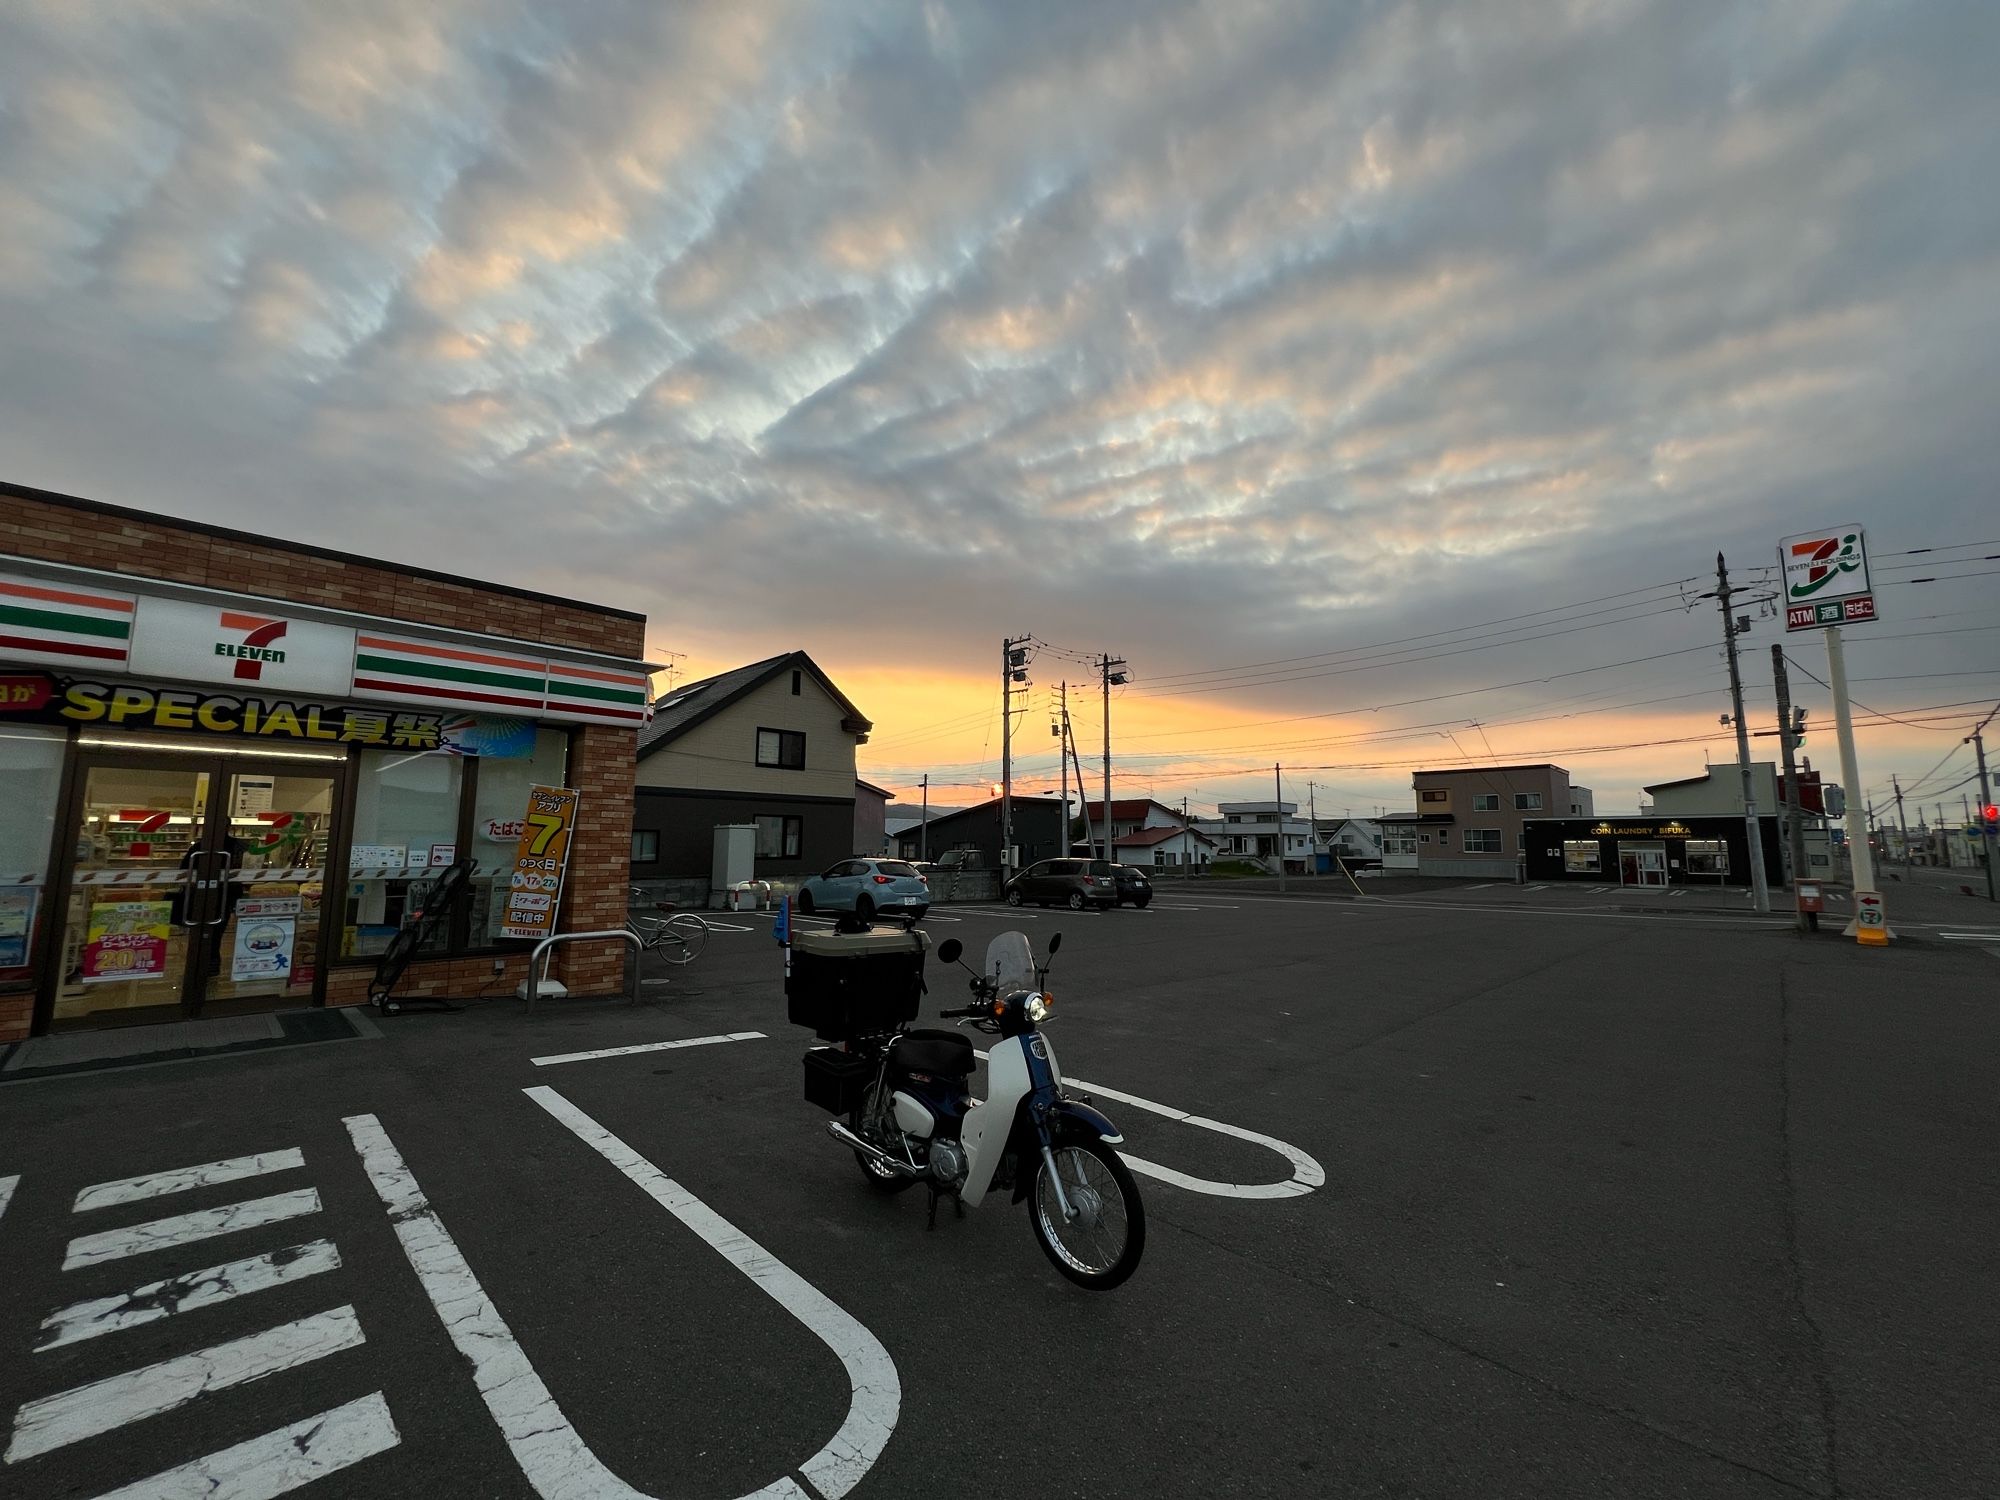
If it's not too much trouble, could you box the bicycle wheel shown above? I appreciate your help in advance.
[659,912,709,965]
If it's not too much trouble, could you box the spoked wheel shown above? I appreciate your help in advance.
[1067,891,1087,911]
[1006,888,1024,906]
[1030,1139,1145,1289]
[658,912,709,965]
[851,1081,918,1194]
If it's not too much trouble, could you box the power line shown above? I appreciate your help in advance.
[1128,576,1704,692]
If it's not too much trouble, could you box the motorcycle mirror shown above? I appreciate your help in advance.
[936,938,963,965]
[1047,932,1062,955]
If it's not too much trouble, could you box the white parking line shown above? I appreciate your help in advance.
[1147,902,1242,911]
[62,1188,322,1272]
[971,1051,1323,1200]
[73,1150,305,1213]
[526,1087,899,1500]
[5,1305,366,1462]
[0,1175,16,1225]
[1939,932,2000,942]
[530,1032,767,1067]
[1462,883,1496,891]
[37,1240,344,1352]
[85,1391,400,1500]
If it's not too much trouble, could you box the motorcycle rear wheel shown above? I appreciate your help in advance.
[851,1081,919,1194]
[1030,1138,1145,1289]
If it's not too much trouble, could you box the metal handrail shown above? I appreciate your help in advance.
[525,928,644,1009]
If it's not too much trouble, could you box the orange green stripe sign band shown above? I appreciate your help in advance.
[0,572,135,668]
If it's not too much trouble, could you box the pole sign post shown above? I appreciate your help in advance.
[1779,526,1874,631]
[499,785,581,942]
[1781,524,1887,944]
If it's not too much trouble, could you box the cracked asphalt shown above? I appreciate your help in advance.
[0,892,1994,1498]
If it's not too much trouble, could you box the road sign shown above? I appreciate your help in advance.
[1780,526,1874,632]
[1853,888,1889,946]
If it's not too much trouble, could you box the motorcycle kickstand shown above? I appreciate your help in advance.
[925,1189,966,1231]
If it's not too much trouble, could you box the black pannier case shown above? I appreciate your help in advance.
[802,1046,874,1114]
[785,927,929,1040]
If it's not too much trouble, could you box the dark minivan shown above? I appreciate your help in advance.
[1005,858,1117,910]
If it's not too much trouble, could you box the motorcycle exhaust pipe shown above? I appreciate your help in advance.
[826,1120,922,1176]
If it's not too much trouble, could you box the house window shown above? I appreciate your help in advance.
[1562,840,1601,873]
[1383,828,1418,856]
[1685,839,1729,876]
[1514,792,1542,810]
[1463,829,1503,853]
[755,815,803,859]
[632,830,659,864]
[1420,789,1447,804]
[1472,794,1500,811]
[755,728,806,769]
[790,670,802,696]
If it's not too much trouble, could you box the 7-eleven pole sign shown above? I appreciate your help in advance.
[1780,526,1875,632]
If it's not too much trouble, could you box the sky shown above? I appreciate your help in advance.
[2,0,1996,821]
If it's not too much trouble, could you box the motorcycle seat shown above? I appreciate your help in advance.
[892,1029,975,1078]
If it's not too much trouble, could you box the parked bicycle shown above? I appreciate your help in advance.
[626,888,710,966]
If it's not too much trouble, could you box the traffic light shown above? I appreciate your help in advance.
[1983,803,2000,827]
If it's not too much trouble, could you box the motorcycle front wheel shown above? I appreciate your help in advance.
[1030,1139,1145,1289]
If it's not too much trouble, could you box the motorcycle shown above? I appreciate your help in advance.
[813,929,1146,1290]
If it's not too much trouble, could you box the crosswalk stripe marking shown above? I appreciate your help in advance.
[74,1150,305,1214]
[63,1188,321,1271]
[82,1391,399,1500]
[37,1240,343,1352]
[5,1305,365,1462]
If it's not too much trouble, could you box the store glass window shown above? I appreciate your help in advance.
[346,751,463,958]
[1,726,66,984]
[469,729,570,944]
[1685,840,1729,876]
[1562,840,1601,873]
[631,830,659,864]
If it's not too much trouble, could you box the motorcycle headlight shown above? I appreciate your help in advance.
[1025,993,1050,1023]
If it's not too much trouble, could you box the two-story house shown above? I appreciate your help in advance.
[1190,801,1313,873]
[1411,765,1593,878]
[631,652,872,892]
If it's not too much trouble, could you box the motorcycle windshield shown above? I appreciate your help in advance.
[984,931,1036,993]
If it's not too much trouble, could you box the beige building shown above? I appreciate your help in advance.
[1412,764,1594,878]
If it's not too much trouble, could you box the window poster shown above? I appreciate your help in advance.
[82,900,173,984]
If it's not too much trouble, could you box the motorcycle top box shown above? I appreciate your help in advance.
[786,926,929,1040]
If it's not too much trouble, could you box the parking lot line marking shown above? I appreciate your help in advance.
[970,1053,1323,1199]
[1462,883,1496,891]
[82,1390,400,1500]
[4,1304,366,1463]
[37,1240,344,1352]
[525,1087,899,1500]
[73,1150,306,1214]
[530,1032,768,1067]
[62,1188,323,1272]
[0,1175,16,1225]
[1939,932,2000,942]
[700,919,758,933]
[1148,902,1241,910]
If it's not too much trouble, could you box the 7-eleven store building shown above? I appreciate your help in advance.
[0,482,653,1041]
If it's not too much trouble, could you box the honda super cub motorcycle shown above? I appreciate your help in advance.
[806,929,1145,1289]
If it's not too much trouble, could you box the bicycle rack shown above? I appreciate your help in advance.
[524,929,645,1010]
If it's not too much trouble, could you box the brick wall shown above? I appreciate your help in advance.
[0,992,31,1042]
[0,488,645,659]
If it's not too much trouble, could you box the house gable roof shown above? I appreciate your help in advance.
[1079,798,1182,822]
[637,651,871,760]
[1115,825,1216,848]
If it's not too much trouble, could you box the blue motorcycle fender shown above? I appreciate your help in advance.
[1009,1097,1125,1203]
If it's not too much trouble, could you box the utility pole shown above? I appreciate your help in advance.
[1097,653,1128,866]
[919,775,929,862]
[1969,724,1996,902]
[1892,775,1910,867]
[1182,796,1191,880]
[1056,684,1069,857]
[1002,636,1032,880]
[1771,644,1810,930]
[1308,781,1318,878]
[1714,554,1772,913]
[1274,763,1287,892]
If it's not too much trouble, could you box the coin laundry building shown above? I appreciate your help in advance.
[0,482,653,1041]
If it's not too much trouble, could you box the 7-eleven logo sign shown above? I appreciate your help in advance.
[216,612,290,681]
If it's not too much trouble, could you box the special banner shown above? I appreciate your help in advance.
[499,785,581,942]
[0,672,536,755]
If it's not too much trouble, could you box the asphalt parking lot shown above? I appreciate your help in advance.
[2,893,1995,1499]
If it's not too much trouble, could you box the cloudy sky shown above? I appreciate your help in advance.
[3,0,1996,818]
